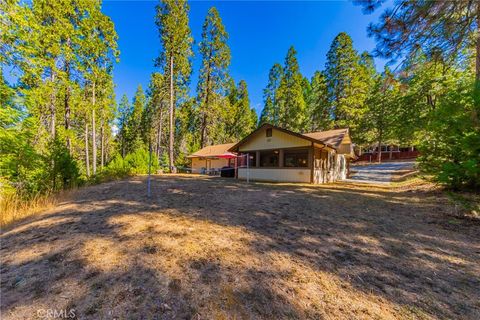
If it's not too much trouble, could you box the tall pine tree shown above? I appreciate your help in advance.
[276,46,306,131]
[124,85,146,154]
[325,32,369,134]
[307,71,332,132]
[196,7,231,148]
[117,94,131,158]
[145,72,168,160]
[260,63,283,126]
[155,0,193,172]
[225,80,257,141]
[363,67,399,162]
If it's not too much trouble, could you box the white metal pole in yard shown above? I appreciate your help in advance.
[147,141,152,198]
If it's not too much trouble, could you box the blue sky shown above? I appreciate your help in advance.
[103,0,387,115]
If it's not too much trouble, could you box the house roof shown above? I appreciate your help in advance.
[187,143,236,158]
[303,128,350,149]
[228,123,338,152]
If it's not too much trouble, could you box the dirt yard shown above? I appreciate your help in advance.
[1,175,479,319]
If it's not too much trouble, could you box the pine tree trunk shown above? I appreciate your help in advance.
[85,122,90,177]
[64,39,72,153]
[155,125,160,159]
[101,122,105,168]
[377,134,382,163]
[64,64,71,153]
[474,3,480,128]
[200,114,207,149]
[92,81,97,175]
[50,72,56,138]
[50,71,57,190]
[476,3,480,83]
[105,138,110,164]
[169,55,176,173]
[156,107,164,160]
[200,71,211,148]
[273,91,278,126]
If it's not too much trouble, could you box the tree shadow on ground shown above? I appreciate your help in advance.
[1,175,479,319]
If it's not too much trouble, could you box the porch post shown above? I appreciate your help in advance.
[234,156,238,179]
[310,143,314,184]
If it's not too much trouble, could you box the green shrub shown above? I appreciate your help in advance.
[125,148,159,174]
[101,154,130,179]
[48,139,81,190]
[418,81,480,190]
[98,148,159,182]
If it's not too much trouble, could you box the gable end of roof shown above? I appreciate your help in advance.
[228,123,336,152]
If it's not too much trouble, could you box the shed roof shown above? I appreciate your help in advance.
[187,143,236,158]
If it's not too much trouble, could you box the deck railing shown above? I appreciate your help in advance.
[355,150,419,162]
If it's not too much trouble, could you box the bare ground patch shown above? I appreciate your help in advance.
[1,175,479,319]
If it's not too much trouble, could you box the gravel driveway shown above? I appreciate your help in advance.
[347,161,416,184]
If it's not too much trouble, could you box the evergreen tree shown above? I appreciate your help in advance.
[117,94,131,158]
[259,63,283,126]
[226,80,257,140]
[155,0,193,172]
[145,72,168,160]
[358,1,480,81]
[124,85,146,154]
[301,76,312,107]
[277,46,306,131]
[325,32,369,134]
[307,71,332,132]
[395,53,448,146]
[356,51,378,143]
[300,76,312,128]
[196,7,231,148]
[1,0,118,181]
[358,0,480,131]
[363,67,399,162]
[175,97,197,168]
[359,51,377,82]
[77,1,118,175]
[97,74,117,168]
[358,0,480,188]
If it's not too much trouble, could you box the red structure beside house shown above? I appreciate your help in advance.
[356,145,419,162]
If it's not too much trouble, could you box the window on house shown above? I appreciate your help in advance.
[266,128,272,137]
[284,149,309,167]
[260,150,279,167]
[247,152,256,167]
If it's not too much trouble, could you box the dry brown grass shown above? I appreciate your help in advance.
[1,175,479,319]
[0,189,76,228]
[1,193,55,228]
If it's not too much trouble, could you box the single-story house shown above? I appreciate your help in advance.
[228,124,354,184]
[187,143,236,174]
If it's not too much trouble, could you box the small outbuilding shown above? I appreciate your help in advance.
[187,143,236,174]
[228,124,354,183]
